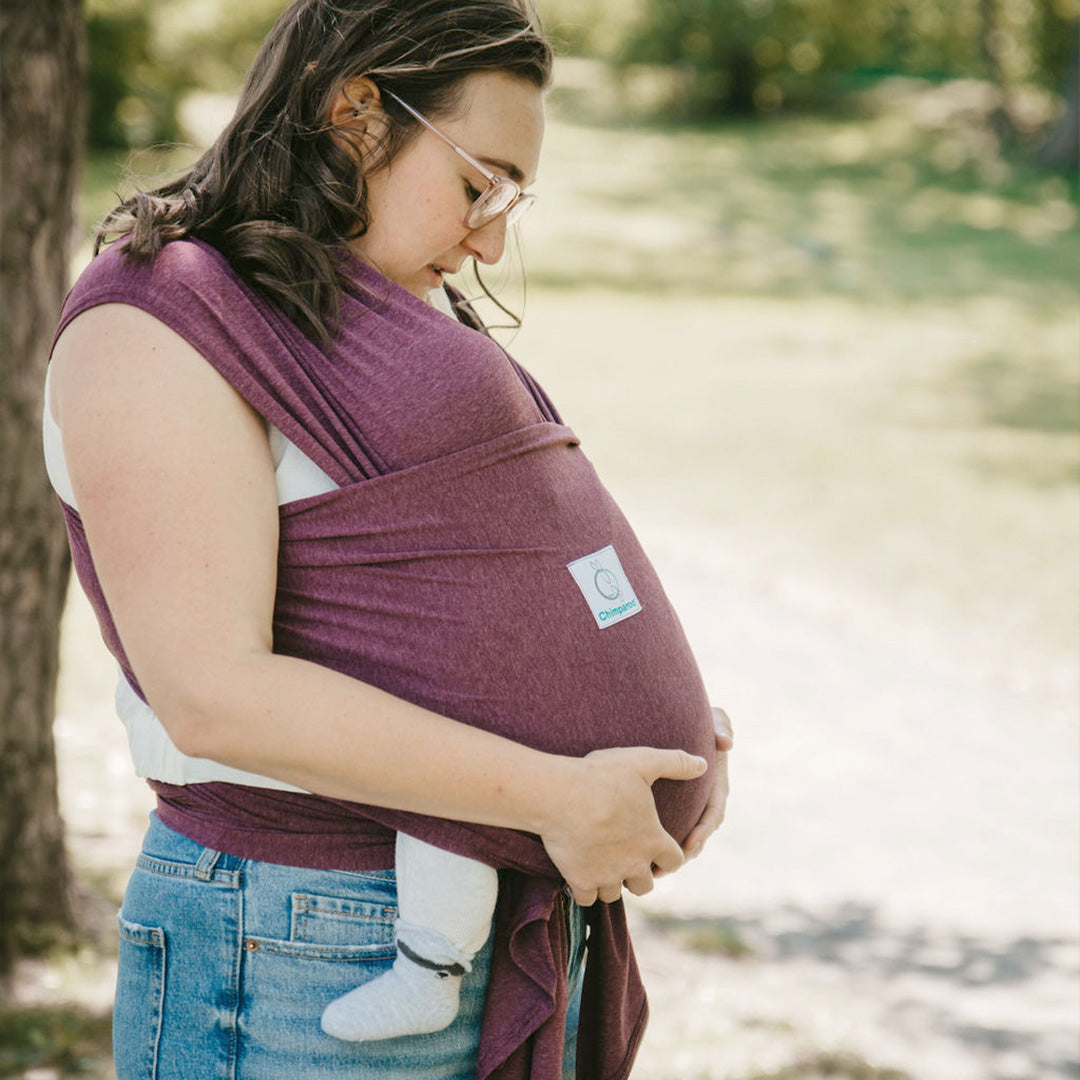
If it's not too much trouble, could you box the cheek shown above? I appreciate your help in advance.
[405,172,466,242]
[417,178,464,227]
[415,204,468,258]
[364,156,466,261]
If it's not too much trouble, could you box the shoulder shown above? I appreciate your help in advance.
[56,237,268,365]
[53,239,256,408]
[48,302,266,515]
[67,237,241,312]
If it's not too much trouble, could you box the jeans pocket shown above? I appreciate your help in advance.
[289,892,397,948]
[237,902,398,1073]
[242,892,397,1004]
[113,916,166,1080]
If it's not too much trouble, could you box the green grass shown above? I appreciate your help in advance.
[643,911,755,958]
[80,74,1079,309]
[648,1050,915,1080]
[738,1053,915,1080]
[522,104,1076,306]
[652,1049,915,1075]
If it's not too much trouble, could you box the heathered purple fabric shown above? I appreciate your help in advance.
[53,239,715,1080]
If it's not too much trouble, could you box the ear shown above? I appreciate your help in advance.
[328,76,384,134]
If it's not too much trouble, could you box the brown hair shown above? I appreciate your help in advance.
[96,0,552,340]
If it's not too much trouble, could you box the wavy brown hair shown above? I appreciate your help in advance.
[96,0,552,341]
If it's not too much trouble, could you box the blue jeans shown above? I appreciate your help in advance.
[114,814,585,1079]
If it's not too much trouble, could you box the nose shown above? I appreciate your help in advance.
[463,214,508,265]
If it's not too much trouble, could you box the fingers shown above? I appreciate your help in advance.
[568,881,634,905]
[682,748,730,859]
[546,744,717,908]
[641,747,709,784]
[681,803,724,859]
[680,823,709,860]
[569,884,598,906]
[623,872,655,897]
[573,878,654,905]
[712,705,734,751]
[651,830,686,876]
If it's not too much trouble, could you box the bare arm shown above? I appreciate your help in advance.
[51,303,705,905]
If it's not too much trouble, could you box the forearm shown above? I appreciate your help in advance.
[54,305,703,902]
[152,647,709,905]
[159,649,568,836]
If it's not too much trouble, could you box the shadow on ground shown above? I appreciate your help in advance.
[643,902,1080,1080]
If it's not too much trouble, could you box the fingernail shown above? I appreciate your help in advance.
[687,842,703,859]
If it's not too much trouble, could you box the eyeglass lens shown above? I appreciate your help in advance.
[466,182,535,230]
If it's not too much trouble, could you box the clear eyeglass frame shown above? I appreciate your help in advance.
[383,90,535,230]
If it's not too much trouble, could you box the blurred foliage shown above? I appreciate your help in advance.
[520,70,1078,304]
[86,0,1076,148]
[536,0,649,56]
[0,1002,112,1078]
[86,6,178,148]
[85,0,281,149]
[609,0,1077,118]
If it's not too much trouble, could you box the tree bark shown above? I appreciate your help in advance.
[0,0,85,975]
[1038,28,1079,171]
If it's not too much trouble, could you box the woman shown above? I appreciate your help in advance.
[45,2,733,1077]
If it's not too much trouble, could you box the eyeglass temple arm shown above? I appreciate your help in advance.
[383,90,500,183]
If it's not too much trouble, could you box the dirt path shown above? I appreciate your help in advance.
[45,515,1079,1080]
[627,523,1079,1080]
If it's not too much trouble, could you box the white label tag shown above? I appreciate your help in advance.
[567,544,642,629]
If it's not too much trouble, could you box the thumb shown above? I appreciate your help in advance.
[642,748,709,784]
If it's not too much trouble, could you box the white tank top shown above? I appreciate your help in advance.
[46,287,458,790]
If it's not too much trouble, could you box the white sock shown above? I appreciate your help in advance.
[320,921,470,1041]
[320,836,498,1043]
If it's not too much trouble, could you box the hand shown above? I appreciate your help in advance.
[674,706,733,865]
[538,746,709,907]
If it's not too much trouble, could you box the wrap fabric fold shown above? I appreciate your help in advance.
[51,239,715,1079]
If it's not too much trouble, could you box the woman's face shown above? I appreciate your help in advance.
[351,70,545,299]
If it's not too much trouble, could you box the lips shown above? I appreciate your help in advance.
[426,262,464,291]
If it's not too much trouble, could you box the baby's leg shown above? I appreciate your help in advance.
[320,834,498,1042]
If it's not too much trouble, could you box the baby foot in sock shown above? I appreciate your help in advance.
[321,952,463,1042]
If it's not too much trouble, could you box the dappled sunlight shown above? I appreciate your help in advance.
[515,83,1079,303]
[898,183,1077,244]
[81,70,1078,304]
[630,900,1079,1080]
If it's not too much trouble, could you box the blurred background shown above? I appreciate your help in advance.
[2,1,1078,1078]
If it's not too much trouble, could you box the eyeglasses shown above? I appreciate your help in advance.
[384,90,535,230]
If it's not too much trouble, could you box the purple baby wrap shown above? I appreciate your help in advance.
[53,239,715,1080]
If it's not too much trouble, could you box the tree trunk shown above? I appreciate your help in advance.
[1038,28,1079,171]
[0,0,85,975]
[978,0,1016,144]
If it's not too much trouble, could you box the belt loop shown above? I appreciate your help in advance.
[194,845,223,881]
